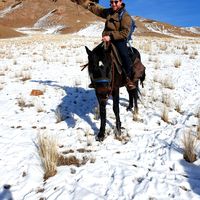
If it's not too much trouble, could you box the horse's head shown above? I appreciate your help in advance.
[85,43,112,99]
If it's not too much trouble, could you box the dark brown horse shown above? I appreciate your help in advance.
[85,42,145,141]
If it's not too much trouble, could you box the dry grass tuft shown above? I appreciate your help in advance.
[162,77,175,89]
[38,133,58,180]
[175,100,182,113]
[0,83,4,91]
[182,131,197,163]
[21,71,31,81]
[161,106,169,123]
[57,155,81,167]
[189,54,196,59]
[115,132,130,144]
[33,99,45,113]
[174,59,181,68]
[159,43,168,51]
[55,106,65,123]
[57,154,89,167]
[197,122,200,140]
[197,117,200,140]
[17,96,34,110]
[194,109,200,118]
[182,45,188,52]
[17,97,26,108]
[141,43,152,53]
[84,129,93,146]
[93,106,100,120]
[162,93,171,107]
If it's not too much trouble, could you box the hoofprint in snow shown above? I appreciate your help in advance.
[0,32,200,200]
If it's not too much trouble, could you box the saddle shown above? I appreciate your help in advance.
[110,43,146,87]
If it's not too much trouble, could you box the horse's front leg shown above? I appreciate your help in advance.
[96,98,107,141]
[127,89,134,111]
[112,89,121,136]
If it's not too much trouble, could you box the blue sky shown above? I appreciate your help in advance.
[101,0,200,27]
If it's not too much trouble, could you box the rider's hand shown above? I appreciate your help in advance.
[71,0,86,5]
[70,0,79,3]
[102,35,111,42]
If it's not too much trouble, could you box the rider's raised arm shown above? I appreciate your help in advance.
[71,0,110,19]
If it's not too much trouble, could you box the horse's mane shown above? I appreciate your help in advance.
[92,42,112,54]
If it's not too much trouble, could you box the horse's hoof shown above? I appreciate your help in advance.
[95,135,105,142]
[114,128,121,137]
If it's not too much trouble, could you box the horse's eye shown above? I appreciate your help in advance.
[99,61,103,67]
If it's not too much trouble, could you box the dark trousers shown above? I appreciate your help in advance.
[113,40,132,77]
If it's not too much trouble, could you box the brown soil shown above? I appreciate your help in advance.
[0,25,25,38]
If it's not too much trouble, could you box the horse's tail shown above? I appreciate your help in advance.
[139,67,146,88]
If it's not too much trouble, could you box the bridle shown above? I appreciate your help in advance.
[81,43,116,101]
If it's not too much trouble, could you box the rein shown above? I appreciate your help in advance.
[80,63,88,71]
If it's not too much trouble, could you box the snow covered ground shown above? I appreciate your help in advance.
[0,28,200,200]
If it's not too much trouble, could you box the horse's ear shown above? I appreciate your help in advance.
[85,46,92,56]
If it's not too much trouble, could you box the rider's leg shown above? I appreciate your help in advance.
[112,40,136,90]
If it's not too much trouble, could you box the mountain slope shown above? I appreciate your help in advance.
[0,0,200,38]
[0,0,103,35]
[134,16,200,38]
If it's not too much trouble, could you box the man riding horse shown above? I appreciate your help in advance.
[71,0,143,90]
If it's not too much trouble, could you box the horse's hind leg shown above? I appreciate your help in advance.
[133,88,139,115]
[112,89,121,136]
[127,83,139,112]
[131,87,139,121]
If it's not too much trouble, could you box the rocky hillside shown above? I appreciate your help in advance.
[135,16,200,38]
[0,0,200,38]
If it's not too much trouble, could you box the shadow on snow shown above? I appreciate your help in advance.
[31,80,99,132]
[160,131,200,196]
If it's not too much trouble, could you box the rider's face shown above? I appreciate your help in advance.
[110,0,122,11]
